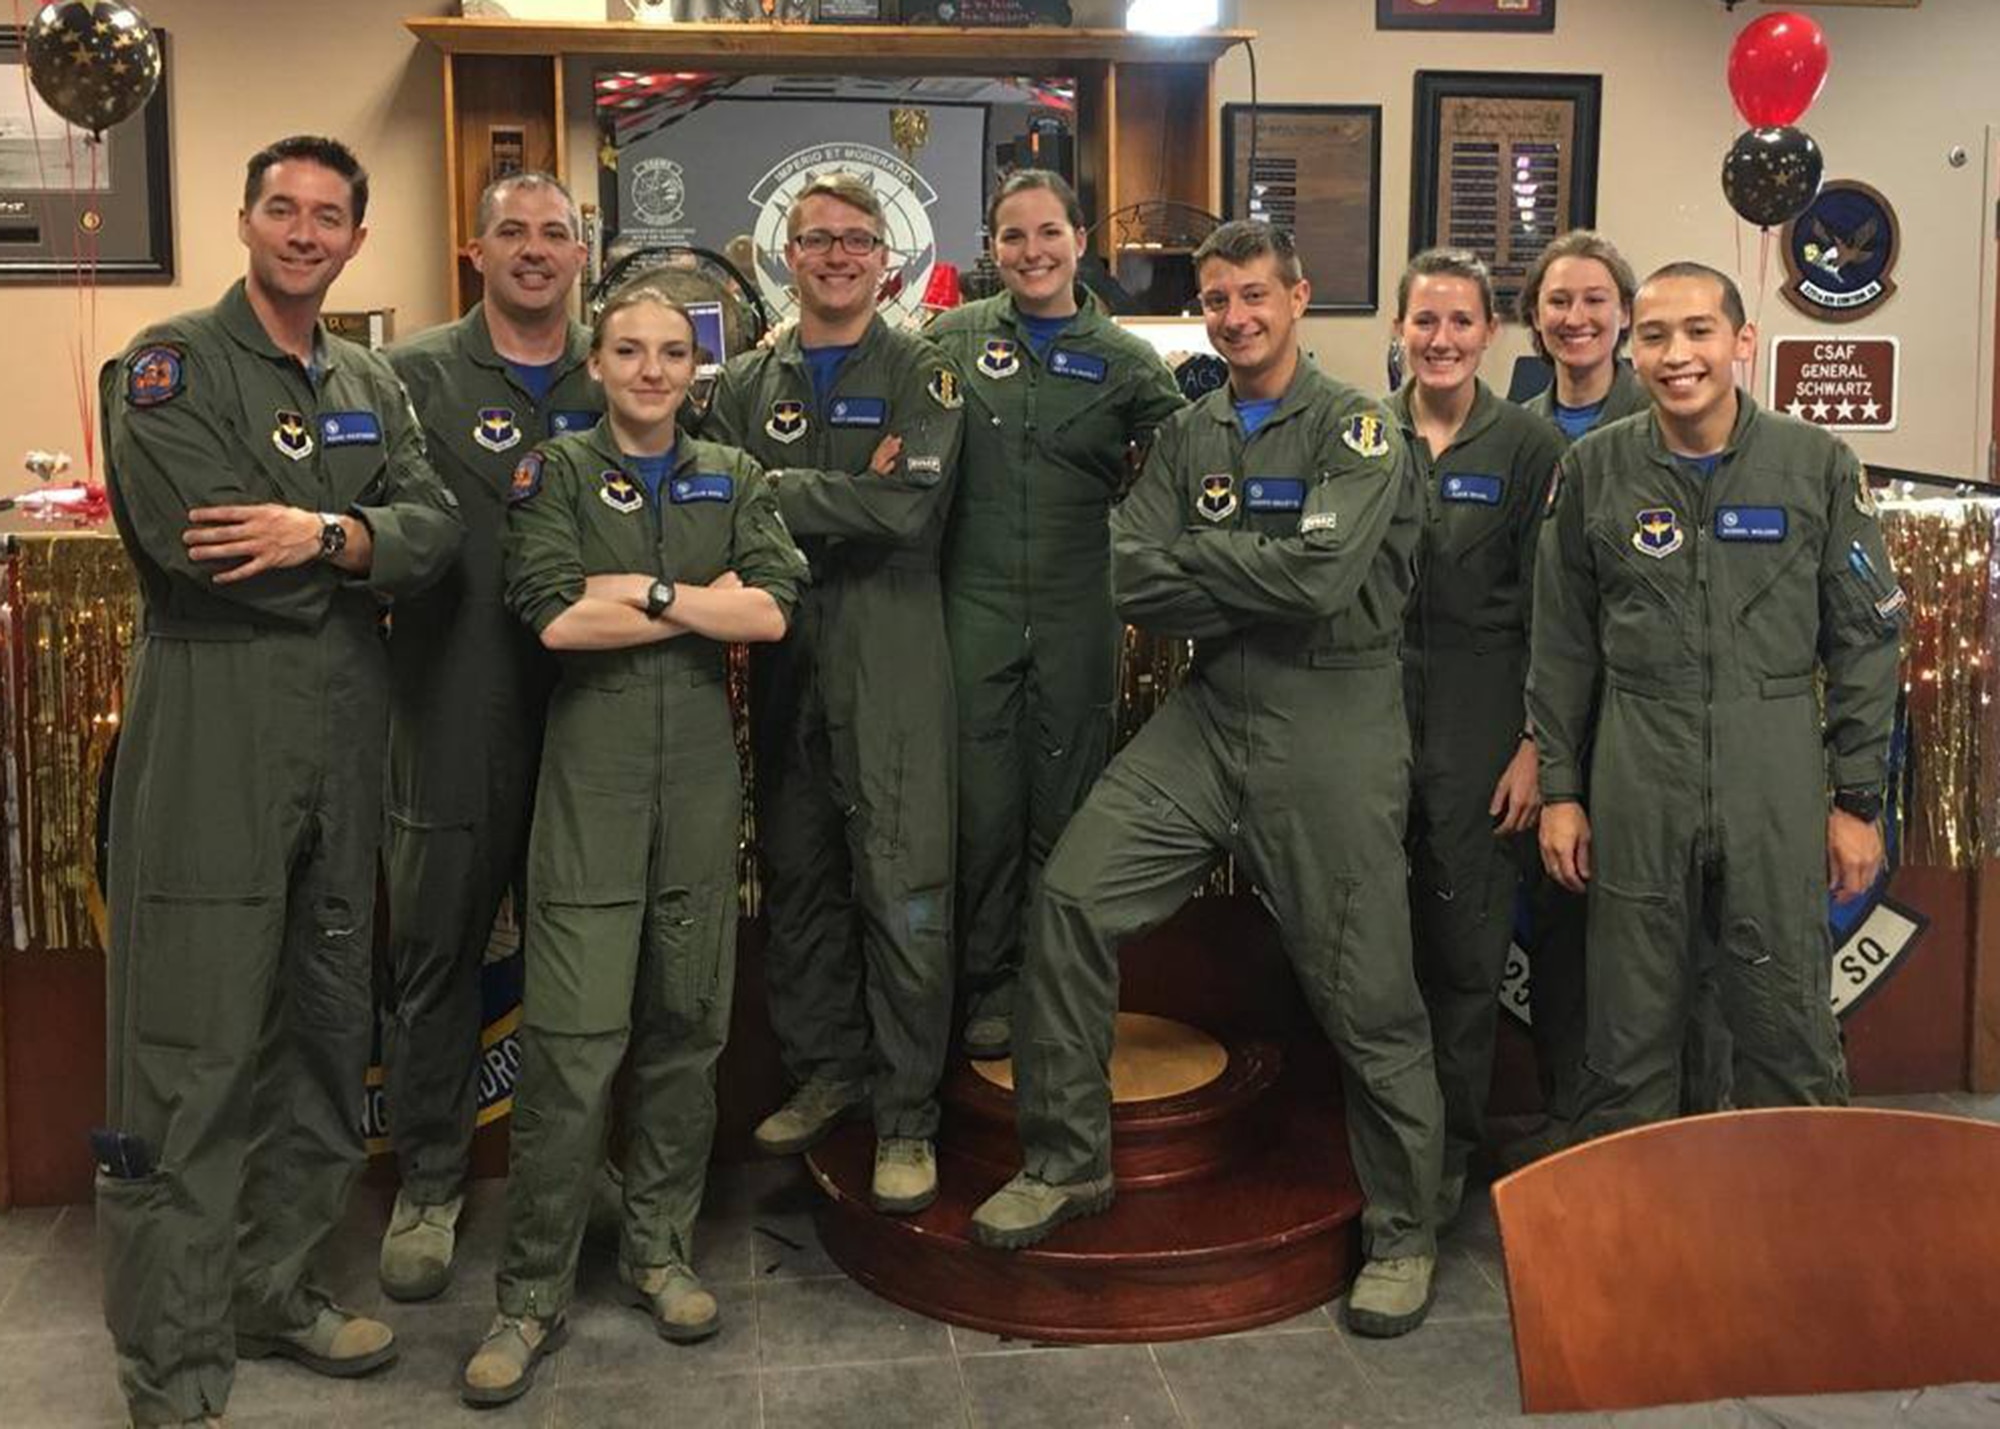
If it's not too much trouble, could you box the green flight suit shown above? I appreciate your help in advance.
[496,426,806,1317]
[97,280,463,1427]
[1393,380,1563,1214]
[381,306,602,1206]
[1517,362,1648,1122]
[1014,360,1445,1260]
[926,293,1184,1028]
[1520,361,1649,428]
[703,318,965,1138]
[1529,395,1902,1138]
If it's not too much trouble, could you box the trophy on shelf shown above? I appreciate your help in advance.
[889,105,931,168]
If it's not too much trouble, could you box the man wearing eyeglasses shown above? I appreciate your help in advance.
[704,172,966,1215]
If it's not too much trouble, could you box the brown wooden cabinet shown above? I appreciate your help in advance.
[406,16,1251,312]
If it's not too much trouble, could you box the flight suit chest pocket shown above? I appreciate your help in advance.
[1434,472,1511,564]
[1242,474,1310,537]
[577,478,658,576]
[1589,512,1693,680]
[660,476,737,583]
[1725,505,1819,663]
[315,407,391,509]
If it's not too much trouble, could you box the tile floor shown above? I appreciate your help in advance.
[2,1089,1996,1428]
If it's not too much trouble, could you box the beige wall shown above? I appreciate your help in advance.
[1226,0,1997,478]
[0,0,451,496]
[4,0,1993,493]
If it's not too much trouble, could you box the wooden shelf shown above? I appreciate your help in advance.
[406,16,1250,71]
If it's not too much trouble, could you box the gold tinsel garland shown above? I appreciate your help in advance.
[4,506,1992,954]
[0,531,136,953]
[1879,499,1997,870]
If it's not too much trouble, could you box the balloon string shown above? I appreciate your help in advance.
[1752,225,1774,396]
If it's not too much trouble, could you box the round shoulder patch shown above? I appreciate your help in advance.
[508,451,544,505]
[125,344,185,408]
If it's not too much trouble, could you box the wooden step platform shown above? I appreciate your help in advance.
[807,1000,1366,1342]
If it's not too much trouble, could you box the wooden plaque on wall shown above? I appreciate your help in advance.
[1410,71,1600,316]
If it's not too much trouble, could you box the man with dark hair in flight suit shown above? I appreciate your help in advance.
[96,134,462,1428]
[1532,262,1902,1139]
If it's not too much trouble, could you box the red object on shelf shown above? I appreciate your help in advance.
[921,261,963,312]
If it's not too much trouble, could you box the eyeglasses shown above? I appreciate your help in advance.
[793,228,887,256]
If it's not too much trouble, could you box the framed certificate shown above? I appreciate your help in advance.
[1409,71,1600,315]
[1377,0,1556,30]
[1221,103,1382,315]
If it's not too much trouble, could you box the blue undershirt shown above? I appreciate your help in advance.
[802,344,856,412]
[509,360,559,406]
[1235,398,1281,438]
[1677,453,1723,479]
[1018,312,1073,362]
[1551,398,1607,442]
[628,449,678,507]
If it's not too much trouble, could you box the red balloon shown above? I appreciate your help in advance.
[1728,12,1830,128]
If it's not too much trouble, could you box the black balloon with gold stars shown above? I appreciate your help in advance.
[25,1,162,140]
[1721,125,1824,229]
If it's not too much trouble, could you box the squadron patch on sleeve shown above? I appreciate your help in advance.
[508,451,544,505]
[927,367,963,410]
[125,344,185,408]
[1341,413,1390,459]
[1855,465,1879,517]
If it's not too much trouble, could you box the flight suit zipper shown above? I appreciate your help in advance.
[1693,462,1716,855]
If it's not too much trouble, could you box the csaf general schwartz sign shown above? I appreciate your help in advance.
[1768,336,1898,433]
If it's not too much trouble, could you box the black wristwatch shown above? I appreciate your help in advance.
[316,512,347,561]
[1833,787,1883,823]
[644,579,675,619]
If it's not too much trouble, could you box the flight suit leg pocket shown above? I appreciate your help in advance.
[1285,877,1359,1044]
[528,898,644,1036]
[129,893,281,1052]
[652,883,729,1023]
[96,1167,189,1399]
[1581,879,1681,1096]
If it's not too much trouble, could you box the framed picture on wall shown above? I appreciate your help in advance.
[1221,103,1382,314]
[1376,0,1556,32]
[0,28,173,283]
[1409,70,1599,315]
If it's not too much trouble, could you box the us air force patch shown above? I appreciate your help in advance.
[1632,508,1683,559]
[600,470,644,514]
[475,407,522,453]
[765,399,808,445]
[272,409,314,461]
[927,368,963,409]
[977,339,1021,380]
[508,452,543,505]
[125,345,184,408]
[1341,413,1390,459]
[1197,473,1238,522]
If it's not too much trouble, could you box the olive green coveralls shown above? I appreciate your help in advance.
[926,293,1183,1028]
[1015,361,1445,1259]
[381,305,602,1205]
[497,427,806,1316]
[703,319,965,1138]
[1519,364,1651,1118]
[98,280,463,1426]
[1393,380,1564,1209]
[1529,396,1902,1136]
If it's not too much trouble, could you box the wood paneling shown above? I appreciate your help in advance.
[1497,1108,2000,1413]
